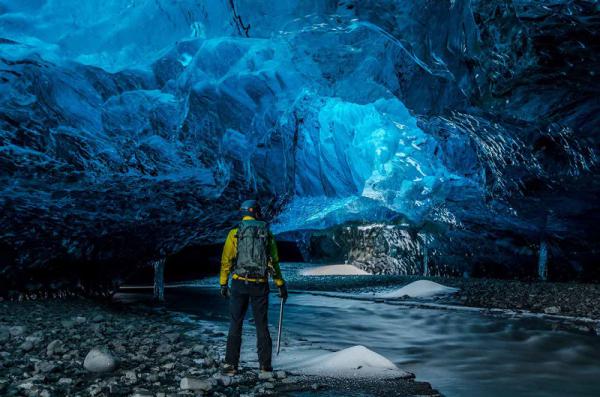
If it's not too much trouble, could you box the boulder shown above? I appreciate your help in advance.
[83,348,117,373]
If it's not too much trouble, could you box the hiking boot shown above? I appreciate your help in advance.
[258,366,273,379]
[221,363,237,376]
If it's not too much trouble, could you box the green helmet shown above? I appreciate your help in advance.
[240,199,260,218]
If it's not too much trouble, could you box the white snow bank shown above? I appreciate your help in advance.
[301,264,371,276]
[278,345,412,379]
[377,280,458,298]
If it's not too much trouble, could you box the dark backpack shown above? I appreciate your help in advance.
[234,220,270,277]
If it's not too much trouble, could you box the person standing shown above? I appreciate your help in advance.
[219,199,288,376]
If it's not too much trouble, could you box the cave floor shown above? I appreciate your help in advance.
[0,298,439,397]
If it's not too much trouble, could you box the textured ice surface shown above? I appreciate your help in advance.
[0,0,599,291]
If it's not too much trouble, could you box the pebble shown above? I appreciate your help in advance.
[125,370,138,382]
[83,348,117,373]
[92,314,105,322]
[155,344,172,354]
[61,320,76,328]
[46,339,65,356]
[19,340,34,351]
[258,371,274,380]
[275,370,287,379]
[180,376,216,391]
[58,378,73,385]
[544,306,561,315]
[9,325,26,337]
[262,382,275,389]
[164,332,180,343]
[0,327,9,342]
[34,361,57,374]
[74,316,87,324]
[25,335,42,345]
[219,375,233,386]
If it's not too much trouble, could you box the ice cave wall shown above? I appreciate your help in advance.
[0,0,598,294]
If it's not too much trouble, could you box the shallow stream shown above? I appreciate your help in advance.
[124,263,600,397]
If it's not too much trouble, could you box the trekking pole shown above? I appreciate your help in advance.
[276,297,284,355]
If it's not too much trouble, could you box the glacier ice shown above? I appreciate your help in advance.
[0,0,598,293]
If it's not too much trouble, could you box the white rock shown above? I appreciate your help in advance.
[544,306,561,315]
[83,348,117,373]
[125,370,137,381]
[180,377,216,391]
[58,378,73,385]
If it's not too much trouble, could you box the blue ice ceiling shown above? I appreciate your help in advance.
[0,1,598,282]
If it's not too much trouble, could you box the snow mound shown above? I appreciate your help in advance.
[377,280,458,298]
[296,345,412,379]
[301,264,371,276]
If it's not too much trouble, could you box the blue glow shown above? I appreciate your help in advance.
[0,0,597,279]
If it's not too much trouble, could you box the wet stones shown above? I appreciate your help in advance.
[0,299,315,397]
[83,348,117,373]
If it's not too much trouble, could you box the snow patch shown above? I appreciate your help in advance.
[279,345,412,379]
[377,280,458,298]
[301,264,371,276]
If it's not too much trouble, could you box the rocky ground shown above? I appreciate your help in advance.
[0,299,440,397]
[434,277,600,322]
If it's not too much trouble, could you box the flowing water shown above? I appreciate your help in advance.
[120,263,600,397]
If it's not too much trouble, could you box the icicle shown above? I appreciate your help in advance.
[153,258,166,302]
[538,239,548,281]
[421,233,429,276]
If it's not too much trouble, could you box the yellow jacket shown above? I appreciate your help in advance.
[220,216,285,287]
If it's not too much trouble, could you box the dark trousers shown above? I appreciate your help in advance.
[225,279,272,369]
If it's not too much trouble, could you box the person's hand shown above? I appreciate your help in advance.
[220,285,229,298]
[278,284,288,303]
